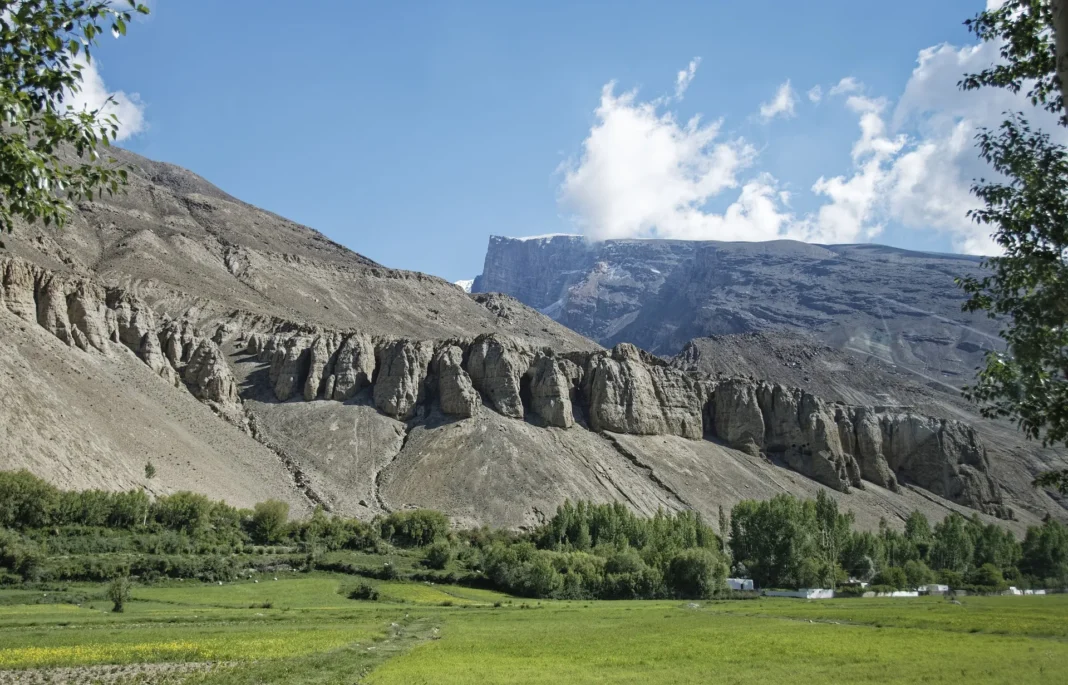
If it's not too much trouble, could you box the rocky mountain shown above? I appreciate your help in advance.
[0,149,1062,533]
[473,235,1001,384]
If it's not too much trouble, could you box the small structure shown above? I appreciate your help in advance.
[920,584,949,595]
[1004,587,1024,596]
[763,588,835,599]
[727,578,754,591]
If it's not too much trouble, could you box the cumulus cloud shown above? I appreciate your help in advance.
[558,81,756,241]
[558,41,1066,254]
[758,80,798,121]
[61,59,145,141]
[807,85,822,103]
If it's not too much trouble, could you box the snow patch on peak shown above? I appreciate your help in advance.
[454,279,475,293]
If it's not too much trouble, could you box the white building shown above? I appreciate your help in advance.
[727,578,754,591]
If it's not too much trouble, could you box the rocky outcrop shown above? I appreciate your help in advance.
[1,255,1007,516]
[849,407,899,491]
[881,414,1002,512]
[270,333,315,401]
[528,353,575,428]
[304,333,340,401]
[433,345,480,418]
[183,340,240,412]
[586,343,703,438]
[36,274,73,345]
[1,258,39,321]
[330,333,375,401]
[751,384,862,492]
[466,334,530,419]
[373,339,435,420]
[67,283,110,353]
[712,379,765,456]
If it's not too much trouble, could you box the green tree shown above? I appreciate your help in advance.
[0,1,148,234]
[872,566,909,590]
[249,499,289,545]
[930,514,975,573]
[664,548,727,599]
[423,540,454,570]
[903,559,936,588]
[0,470,58,529]
[1020,519,1068,584]
[106,575,131,613]
[955,1,1068,491]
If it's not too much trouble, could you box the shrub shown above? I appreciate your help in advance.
[380,510,449,547]
[903,559,935,588]
[967,563,1008,591]
[106,576,131,613]
[347,582,380,601]
[424,540,455,570]
[664,548,727,599]
[249,500,290,545]
[144,462,156,479]
[872,566,909,590]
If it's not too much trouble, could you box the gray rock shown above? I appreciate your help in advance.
[712,379,764,456]
[466,334,530,419]
[850,407,899,491]
[66,282,110,352]
[1,258,38,321]
[330,333,375,401]
[272,333,314,401]
[106,291,157,354]
[374,339,434,420]
[434,345,480,418]
[881,413,1002,513]
[304,333,340,401]
[36,275,72,345]
[585,344,702,438]
[529,353,573,428]
[183,339,240,411]
[139,330,180,387]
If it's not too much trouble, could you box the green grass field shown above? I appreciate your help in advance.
[0,576,1064,684]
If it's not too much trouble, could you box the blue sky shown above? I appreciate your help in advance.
[84,0,1043,281]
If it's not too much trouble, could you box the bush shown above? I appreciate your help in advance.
[664,548,727,599]
[380,510,449,547]
[967,563,1008,591]
[872,567,909,590]
[106,576,131,613]
[903,559,935,588]
[249,500,289,545]
[347,582,380,601]
[939,569,965,589]
[424,540,455,570]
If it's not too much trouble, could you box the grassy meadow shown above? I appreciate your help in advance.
[0,575,1064,684]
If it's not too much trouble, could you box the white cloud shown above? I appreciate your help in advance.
[807,85,822,103]
[828,76,863,96]
[559,39,1067,255]
[559,80,756,241]
[61,59,144,141]
[758,80,798,121]
[675,58,700,99]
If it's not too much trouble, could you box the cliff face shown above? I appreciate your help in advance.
[3,252,1009,519]
[0,147,1059,532]
[473,236,1001,382]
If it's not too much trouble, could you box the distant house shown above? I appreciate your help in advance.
[920,584,949,595]
[727,578,754,591]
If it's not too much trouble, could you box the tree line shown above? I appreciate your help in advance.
[1,470,1066,599]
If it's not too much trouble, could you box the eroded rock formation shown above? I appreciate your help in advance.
[1,254,1007,517]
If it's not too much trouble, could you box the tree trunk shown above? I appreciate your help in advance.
[1052,0,1068,122]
